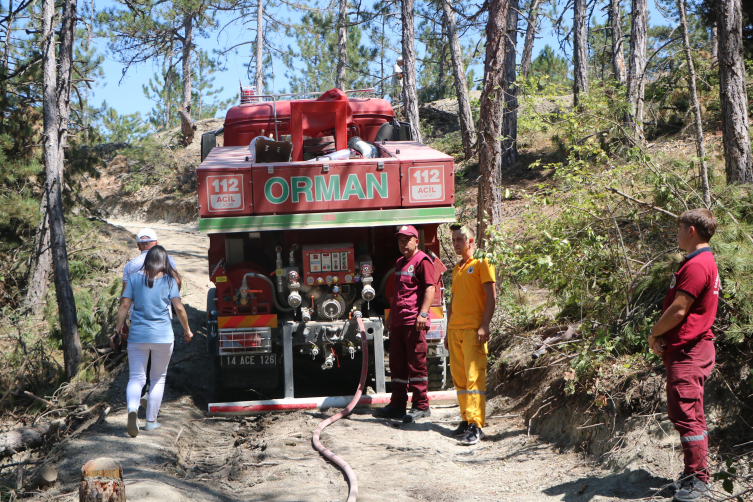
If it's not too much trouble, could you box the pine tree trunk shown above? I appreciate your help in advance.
[609,0,626,86]
[401,0,422,143]
[520,0,542,79]
[84,0,93,143]
[255,0,263,95]
[677,0,710,206]
[336,0,347,90]
[178,15,194,144]
[49,0,82,380]
[572,0,589,108]
[164,52,173,130]
[718,0,753,183]
[502,0,518,168]
[710,21,717,64]
[379,11,386,98]
[2,0,12,70]
[437,12,447,96]
[27,0,57,318]
[24,201,51,316]
[626,0,647,142]
[441,0,476,159]
[477,0,509,244]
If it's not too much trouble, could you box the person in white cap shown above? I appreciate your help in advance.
[122,228,180,294]
[392,56,404,88]
[120,228,180,410]
[391,56,404,102]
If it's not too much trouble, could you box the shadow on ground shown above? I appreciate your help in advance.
[542,468,675,501]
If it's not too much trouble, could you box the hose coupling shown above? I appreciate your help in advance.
[321,352,335,370]
[301,308,312,323]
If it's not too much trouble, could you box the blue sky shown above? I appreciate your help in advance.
[92,0,673,118]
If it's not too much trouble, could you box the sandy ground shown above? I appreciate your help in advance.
[27,221,678,502]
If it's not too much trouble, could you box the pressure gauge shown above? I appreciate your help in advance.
[326,275,333,284]
[307,276,315,285]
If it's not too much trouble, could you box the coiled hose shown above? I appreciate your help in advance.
[311,313,369,502]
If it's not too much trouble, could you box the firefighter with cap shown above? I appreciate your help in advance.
[374,224,435,422]
[446,223,496,445]
[120,228,181,408]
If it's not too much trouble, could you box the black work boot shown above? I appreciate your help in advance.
[460,423,485,445]
[452,421,469,436]
[673,475,710,501]
[373,404,406,419]
[403,407,431,423]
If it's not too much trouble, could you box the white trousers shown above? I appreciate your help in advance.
[127,342,173,422]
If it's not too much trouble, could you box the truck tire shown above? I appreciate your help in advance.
[427,356,448,391]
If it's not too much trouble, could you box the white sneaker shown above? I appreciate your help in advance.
[144,422,161,431]
[127,409,139,437]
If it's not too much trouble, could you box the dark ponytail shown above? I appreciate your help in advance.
[140,245,179,289]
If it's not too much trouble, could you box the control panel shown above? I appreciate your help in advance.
[302,244,354,285]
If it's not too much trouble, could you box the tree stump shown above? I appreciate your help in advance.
[79,458,125,502]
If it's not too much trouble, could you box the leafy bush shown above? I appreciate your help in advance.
[479,83,753,387]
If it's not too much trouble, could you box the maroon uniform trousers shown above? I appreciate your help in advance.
[388,325,429,410]
[664,338,715,482]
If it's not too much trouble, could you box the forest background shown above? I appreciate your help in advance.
[0,0,752,497]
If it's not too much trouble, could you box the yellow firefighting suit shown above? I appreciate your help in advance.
[448,328,487,427]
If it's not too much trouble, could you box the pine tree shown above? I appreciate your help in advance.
[142,67,182,130]
[99,0,217,144]
[283,11,376,93]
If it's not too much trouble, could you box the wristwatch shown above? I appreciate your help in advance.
[419,312,428,318]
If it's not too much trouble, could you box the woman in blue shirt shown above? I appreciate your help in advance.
[111,245,193,437]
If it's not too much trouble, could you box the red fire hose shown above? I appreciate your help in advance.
[311,313,369,502]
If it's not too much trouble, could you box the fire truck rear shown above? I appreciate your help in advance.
[198,89,455,399]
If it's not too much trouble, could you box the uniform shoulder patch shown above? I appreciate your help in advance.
[407,264,414,273]
[468,266,474,274]
[670,276,676,289]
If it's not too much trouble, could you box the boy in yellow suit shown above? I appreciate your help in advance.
[445,224,496,445]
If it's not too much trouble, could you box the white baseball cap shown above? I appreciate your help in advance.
[136,228,158,242]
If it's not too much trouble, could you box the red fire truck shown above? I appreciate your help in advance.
[199,89,455,399]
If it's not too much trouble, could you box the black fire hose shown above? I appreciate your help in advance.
[311,312,369,502]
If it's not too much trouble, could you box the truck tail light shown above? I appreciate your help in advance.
[219,327,272,354]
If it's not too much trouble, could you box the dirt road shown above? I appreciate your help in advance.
[33,221,674,502]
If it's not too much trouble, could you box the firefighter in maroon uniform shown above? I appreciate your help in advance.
[649,209,719,502]
[374,225,436,423]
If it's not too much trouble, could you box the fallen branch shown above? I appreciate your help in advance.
[23,391,55,408]
[576,422,605,429]
[0,422,57,459]
[608,187,678,219]
[527,397,554,437]
[532,326,577,359]
[173,425,185,445]
[95,406,110,425]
